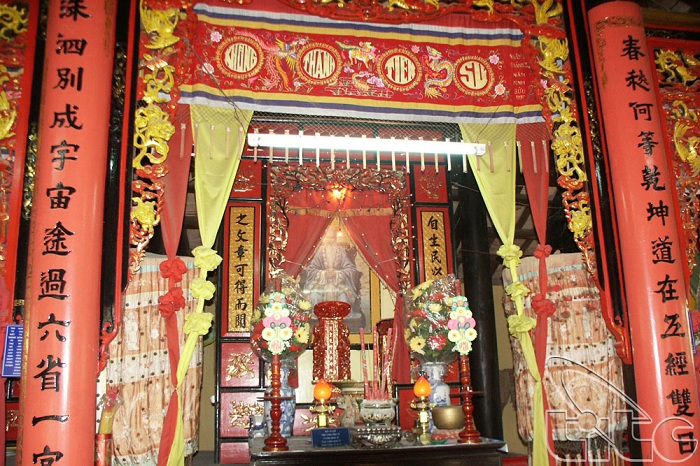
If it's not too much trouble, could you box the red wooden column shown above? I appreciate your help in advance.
[18,1,117,464]
[588,2,700,462]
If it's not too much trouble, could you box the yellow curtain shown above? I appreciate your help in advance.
[459,123,548,466]
[462,124,516,244]
[164,106,252,466]
[192,106,253,246]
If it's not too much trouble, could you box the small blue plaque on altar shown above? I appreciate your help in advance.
[2,324,23,378]
[311,427,351,447]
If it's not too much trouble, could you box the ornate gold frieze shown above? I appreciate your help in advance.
[0,3,26,41]
[654,47,700,276]
[140,5,181,50]
[129,1,191,276]
[228,400,264,428]
[225,352,256,381]
[0,1,29,277]
[536,34,596,277]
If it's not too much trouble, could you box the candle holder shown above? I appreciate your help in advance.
[262,354,290,451]
[311,379,353,447]
[410,375,434,445]
[310,398,336,428]
[457,354,481,444]
[311,379,336,428]
[410,396,433,445]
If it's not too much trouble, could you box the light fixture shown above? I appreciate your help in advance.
[247,131,486,157]
[410,375,434,445]
[310,379,335,428]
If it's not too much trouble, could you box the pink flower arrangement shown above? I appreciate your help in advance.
[446,295,478,355]
[250,276,313,362]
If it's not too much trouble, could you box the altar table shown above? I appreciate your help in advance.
[249,436,505,465]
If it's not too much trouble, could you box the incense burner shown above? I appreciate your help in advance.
[359,399,395,427]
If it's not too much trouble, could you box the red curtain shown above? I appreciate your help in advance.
[281,190,335,277]
[518,121,555,466]
[157,109,193,466]
[517,123,550,242]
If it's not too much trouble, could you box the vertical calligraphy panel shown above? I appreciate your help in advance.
[223,203,260,336]
[416,208,453,281]
[589,2,700,462]
[19,1,117,464]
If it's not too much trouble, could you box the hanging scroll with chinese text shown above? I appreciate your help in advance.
[417,208,452,281]
[224,204,260,335]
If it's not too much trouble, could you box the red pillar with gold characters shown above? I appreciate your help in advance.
[588,1,700,463]
[18,1,118,464]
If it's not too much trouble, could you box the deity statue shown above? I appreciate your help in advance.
[300,234,366,332]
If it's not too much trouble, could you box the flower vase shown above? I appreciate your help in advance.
[265,363,296,438]
[423,361,450,407]
[422,361,450,432]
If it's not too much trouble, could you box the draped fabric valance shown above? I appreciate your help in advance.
[179,1,544,124]
[502,253,628,443]
[107,254,202,465]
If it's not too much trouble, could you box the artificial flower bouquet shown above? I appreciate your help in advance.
[250,273,313,362]
[405,274,478,363]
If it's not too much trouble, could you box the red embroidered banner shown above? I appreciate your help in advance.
[180,1,543,123]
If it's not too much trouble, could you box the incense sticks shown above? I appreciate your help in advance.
[359,328,371,398]
[360,326,392,400]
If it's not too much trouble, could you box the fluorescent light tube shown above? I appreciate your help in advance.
[247,132,486,156]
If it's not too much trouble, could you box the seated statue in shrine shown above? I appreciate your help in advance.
[299,235,365,333]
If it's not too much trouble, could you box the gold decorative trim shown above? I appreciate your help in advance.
[129,1,189,276]
[0,4,26,41]
[654,47,700,276]
[0,1,28,277]
[225,351,256,381]
[535,33,596,277]
[228,400,264,428]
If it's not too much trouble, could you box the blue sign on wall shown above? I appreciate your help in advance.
[2,324,23,378]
